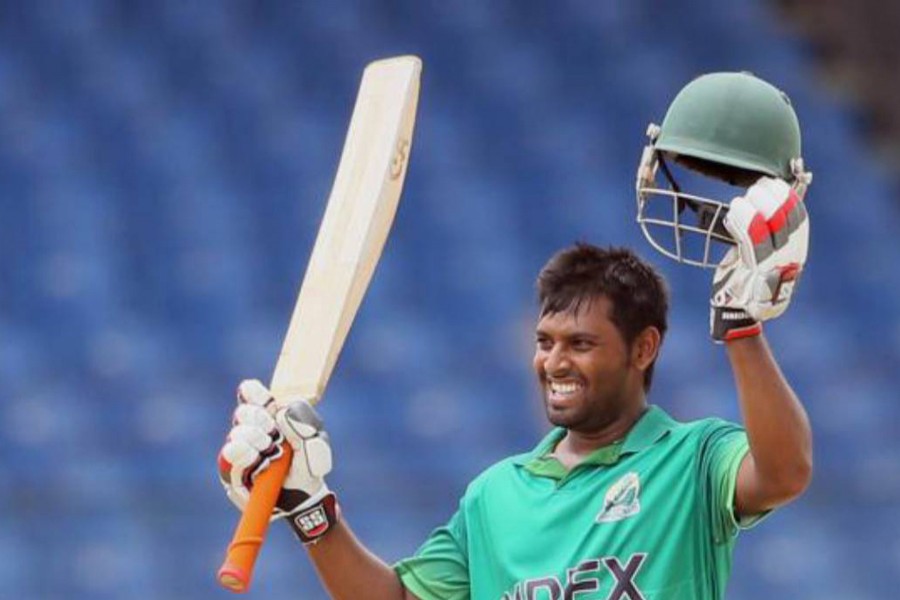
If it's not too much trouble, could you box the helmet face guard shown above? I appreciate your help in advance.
[636,125,735,268]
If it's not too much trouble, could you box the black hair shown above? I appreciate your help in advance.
[673,154,762,187]
[537,243,669,391]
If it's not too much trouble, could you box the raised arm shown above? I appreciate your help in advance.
[218,380,420,600]
[708,177,814,515]
[726,335,812,515]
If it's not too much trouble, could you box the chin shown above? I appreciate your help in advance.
[544,396,623,433]
[544,405,582,429]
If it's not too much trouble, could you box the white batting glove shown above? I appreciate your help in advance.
[710,177,809,342]
[217,379,339,544]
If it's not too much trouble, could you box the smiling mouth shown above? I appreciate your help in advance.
[546,380,584,404]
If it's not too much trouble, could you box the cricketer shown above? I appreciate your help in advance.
[218,71,813,599]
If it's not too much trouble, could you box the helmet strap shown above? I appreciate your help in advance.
[658,152,732,241]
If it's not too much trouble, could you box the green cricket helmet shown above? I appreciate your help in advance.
[636,72,812,267]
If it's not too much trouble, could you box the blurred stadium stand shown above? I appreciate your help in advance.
[777,0,900,169]
[0,1,898,599]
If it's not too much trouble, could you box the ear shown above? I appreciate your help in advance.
[631,326,661,372]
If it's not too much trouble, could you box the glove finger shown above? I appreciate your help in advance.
[748,176,809,261]
[237,379,276,412]
[725,196,771,267]
[775,194,808,263]
[782,187,808,251]
[229,424,277,454]
[221,437,263,470]
[222,433,284,486]
[219,429,262,514]
[219,438,261,498]
[745,178,802,251]
[233,403,277,433]
[744,177,787,219]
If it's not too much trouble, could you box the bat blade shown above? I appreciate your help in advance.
[271,55,422,406]
[218,55,422,593]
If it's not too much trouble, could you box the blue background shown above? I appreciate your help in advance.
[1,1,899,598]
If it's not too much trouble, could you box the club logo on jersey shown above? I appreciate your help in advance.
[596,472,641,523]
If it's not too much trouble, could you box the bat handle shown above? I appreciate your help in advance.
[218,442,294,593]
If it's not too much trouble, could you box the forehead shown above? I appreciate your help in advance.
[536,295,616,333]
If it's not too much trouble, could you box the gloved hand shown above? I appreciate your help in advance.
[218,379,339,544]
[710,177,809,342]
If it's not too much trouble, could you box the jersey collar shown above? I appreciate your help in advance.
[514,405,675,473]
[621,405,676,456]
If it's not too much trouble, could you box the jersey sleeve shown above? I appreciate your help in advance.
[394,506,470,600]
[698,420,770,544]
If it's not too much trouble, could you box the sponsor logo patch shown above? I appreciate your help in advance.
[294,505,329,537]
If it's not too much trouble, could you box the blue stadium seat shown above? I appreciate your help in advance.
[0,1,897,597]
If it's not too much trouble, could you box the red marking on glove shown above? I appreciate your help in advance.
[218,453,234,485]
[772,262,801,304]
[768,189,801,234]
[218,453,233,473]
[784,188,801,213]
[749,213,770,245]
[768,205,787,234]
[779,262,801,281]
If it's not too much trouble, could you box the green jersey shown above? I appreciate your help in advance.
[395,406,765,600]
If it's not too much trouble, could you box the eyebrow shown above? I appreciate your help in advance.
[534,328,601,341]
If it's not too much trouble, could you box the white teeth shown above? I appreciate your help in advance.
[549,381,581,395]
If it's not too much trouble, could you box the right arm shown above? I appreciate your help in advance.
[218,379,421,600]
[306,520,421,600]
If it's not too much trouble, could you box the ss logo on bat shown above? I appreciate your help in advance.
[390,138,410,180]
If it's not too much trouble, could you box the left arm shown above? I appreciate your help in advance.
[709,178,814,517]
[728,334,812,517]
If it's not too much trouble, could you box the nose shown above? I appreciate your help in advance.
[543,344,572,376]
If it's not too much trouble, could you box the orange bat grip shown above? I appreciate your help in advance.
[218,442,294,593]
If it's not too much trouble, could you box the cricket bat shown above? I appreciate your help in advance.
[217,55,422,593]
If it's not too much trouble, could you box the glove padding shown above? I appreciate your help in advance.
[218,379,338,544]
[710,177,809,342]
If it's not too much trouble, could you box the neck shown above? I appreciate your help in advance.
[555,403,648,465]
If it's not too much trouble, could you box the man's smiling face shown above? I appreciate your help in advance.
[533,295,642,433]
